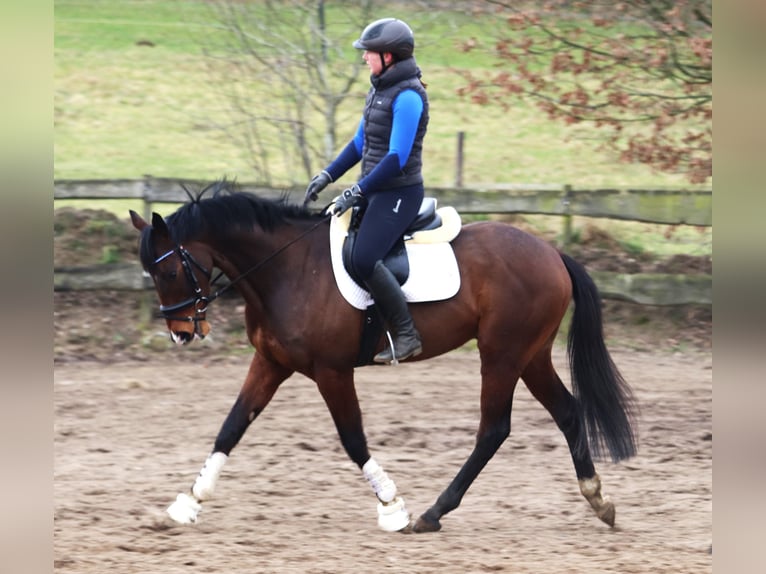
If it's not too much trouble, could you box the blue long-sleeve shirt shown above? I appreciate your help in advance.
[325,89,424,194]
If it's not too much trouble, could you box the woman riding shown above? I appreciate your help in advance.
[304,17,429,365]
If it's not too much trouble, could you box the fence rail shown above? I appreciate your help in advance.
[52,263,711,306]
[54,178,712,305]
[54,177,712,225]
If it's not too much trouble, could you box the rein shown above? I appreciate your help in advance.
[209,214,331,300]
[152,213,331,326]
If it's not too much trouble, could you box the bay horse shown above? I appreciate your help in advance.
[129,180,636,533]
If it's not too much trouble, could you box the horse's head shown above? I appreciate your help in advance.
[130,210,213,344]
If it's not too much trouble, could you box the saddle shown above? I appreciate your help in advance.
[329,197,462,367]
[339,197,459,287]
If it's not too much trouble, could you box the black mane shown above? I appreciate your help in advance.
[139,180,322,267]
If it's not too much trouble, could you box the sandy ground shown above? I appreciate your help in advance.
[54,345,711,573]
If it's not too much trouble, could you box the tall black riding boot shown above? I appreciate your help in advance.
[365,260,423,364]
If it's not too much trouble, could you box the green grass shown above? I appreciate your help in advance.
[54,1,711,257]
[55,0,212,53]
[588,219,712,258]
[54,1,704,185]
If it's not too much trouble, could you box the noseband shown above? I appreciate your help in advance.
[152,245,216,334]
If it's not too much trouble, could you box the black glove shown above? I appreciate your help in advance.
[332,184,365,216]
[303,170,333,206]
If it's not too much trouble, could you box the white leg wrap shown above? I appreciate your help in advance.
[362,458,410,531]
[166,492,202,524]
[192,451,228,501]
[362,457,397,503]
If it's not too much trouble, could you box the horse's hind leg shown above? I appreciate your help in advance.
[521,349,616,527]
[413,350,520,533]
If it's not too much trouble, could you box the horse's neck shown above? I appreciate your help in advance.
[213,226,325,304]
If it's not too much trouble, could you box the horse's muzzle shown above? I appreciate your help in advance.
[168,318,210,345]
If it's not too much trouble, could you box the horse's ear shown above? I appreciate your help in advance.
[151,212,170,238]
[129,210,148,231]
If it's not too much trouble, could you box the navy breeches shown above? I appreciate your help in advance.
[350,184,424,281]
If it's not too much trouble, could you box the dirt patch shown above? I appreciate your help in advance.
[54,207,140,267]
[54,350,712,573]
[53,288,712,366]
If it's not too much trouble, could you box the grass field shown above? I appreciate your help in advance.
[54,0,711,257]
[54,0,707,185]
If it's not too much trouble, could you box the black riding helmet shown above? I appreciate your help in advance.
[353,18,415,61]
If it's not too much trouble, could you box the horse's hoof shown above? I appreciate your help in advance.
[412,514,442,533]
[397,520,415,534]
[597,500,616,528]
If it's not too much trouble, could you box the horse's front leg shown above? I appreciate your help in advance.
[315,367,411,532]
[166,353,292,524]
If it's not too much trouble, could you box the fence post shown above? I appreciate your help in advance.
[455,131,465,188]
[560,184,573,251]
[142,175,153,223]
[140,174,155,327]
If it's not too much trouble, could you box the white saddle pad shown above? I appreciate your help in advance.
[329,208,461,310]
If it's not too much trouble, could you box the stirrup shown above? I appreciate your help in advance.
[374,331,422,365]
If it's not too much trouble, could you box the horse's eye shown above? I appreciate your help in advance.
[158,269,177,282]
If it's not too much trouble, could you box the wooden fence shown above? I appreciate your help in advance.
[54,177,712,306]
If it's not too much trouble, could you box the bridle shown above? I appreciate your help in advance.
[151,245,214,333]
[149,213,331,333]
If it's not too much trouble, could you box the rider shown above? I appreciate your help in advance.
[304,17,429,365]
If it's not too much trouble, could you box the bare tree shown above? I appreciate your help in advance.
[196,1,494,185]
[458,0,712,183]
[199,1,375,184]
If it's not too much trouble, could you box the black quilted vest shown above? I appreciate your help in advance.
[361,58,429,188]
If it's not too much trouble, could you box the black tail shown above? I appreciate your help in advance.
[560,253,638,462]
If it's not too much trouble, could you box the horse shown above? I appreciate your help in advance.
[129,180,637,533]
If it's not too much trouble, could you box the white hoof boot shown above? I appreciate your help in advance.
[167,492,202,524]
[377,496,411,532]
